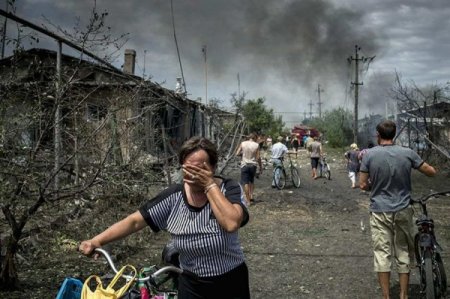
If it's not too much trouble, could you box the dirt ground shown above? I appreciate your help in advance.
[1,148,450,299]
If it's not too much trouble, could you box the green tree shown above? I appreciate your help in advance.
[240,97,284,136]
[310,108,353,148]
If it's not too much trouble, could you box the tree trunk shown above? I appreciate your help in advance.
[0,196,45,289]
[0,236,19,290]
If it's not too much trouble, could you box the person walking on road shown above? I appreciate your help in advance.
[304,134,313,149]
[291,135,300,158]
[307,136,322,179]
[358,141,374,162]
[344,143,360,188]
[359,120,436,299]
[264,136,273,165]
[235,133,262,205]
[271,136,288,187]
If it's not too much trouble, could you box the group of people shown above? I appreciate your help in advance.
[78,120,437,299]
[235,133,324,191]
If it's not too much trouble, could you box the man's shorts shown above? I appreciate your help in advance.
[370,206,415,273]
[311,157,320,169]
[240,164,257,184]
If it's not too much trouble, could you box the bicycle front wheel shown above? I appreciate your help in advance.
[414,233,422,266]
[436,252,447,298]
[290,167,301,188]
[274,166,286,190]
[424,249,436,299]
[324,166,331,180]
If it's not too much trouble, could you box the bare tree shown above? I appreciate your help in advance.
[0,5,137,288]
[391,72,450,162]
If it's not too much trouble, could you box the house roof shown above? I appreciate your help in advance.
[398,101,450,119]
[0,48,207,110]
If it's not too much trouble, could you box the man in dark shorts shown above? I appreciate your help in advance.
[291,135,300,158]
[235,133,262,205]
[307,136,322,179]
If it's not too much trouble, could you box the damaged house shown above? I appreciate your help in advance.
[0,48,239,181]
[358,102,450,158]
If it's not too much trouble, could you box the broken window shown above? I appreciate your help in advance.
[86,103,107,122]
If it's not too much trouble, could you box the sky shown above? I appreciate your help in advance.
[2,0,450,126]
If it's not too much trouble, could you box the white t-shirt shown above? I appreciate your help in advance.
[240,140,259,167]
[271,142,288,159]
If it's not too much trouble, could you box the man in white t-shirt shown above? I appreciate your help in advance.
[271,136,288,187]
[235,133,262,205]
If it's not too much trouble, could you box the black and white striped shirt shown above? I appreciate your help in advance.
[139,177,249,277]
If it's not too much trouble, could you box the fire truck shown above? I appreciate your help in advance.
[291,125,320,146]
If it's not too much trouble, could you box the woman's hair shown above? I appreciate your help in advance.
[178,136,218,167]
[376,120,396,140]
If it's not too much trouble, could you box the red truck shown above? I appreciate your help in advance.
[291,125,320,146]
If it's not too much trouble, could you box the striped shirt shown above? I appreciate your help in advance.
[139,177,249,277]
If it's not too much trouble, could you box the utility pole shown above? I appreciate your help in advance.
[308,99,314,119]
[143,49,147,79]
[202,45,207,105]
[237,73,240,100]
[317,84,324,118]
[1,1,8,59]
[348,45,364,144]
[54,41,62,196]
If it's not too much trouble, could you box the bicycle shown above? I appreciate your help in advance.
[318,155,331,180]
[411,191,450,299]
[92,247,182,299]
[272,153,301,190]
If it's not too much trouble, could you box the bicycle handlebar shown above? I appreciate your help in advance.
[410,191,450,205]
[94,248,183,283]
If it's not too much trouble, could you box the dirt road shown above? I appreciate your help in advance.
[239,149,450,298]
[1,148,449,298]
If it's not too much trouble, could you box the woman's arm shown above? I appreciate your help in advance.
[205,184,245,232]
[184,162,245,232]
[79,211,147,255]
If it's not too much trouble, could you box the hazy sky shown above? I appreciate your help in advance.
[2,0,450,125]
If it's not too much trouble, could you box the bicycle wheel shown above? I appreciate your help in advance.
[318,164,323,178]
[290,167,301,188]
[436,252,447,298]
[424,249,436,299]
[414,233,422,266]
[324,165,331,180]
[274,166,286,190]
